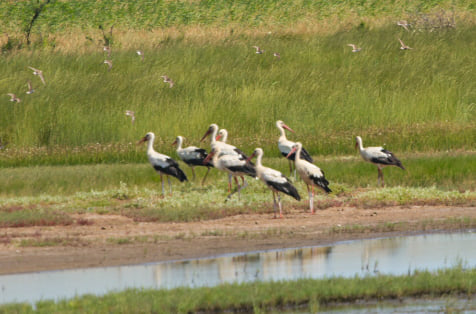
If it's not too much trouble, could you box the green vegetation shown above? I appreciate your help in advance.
[1,0,473,35]
[1,266,474,313]
[0,2,474,311]
[0,0,474,226]
[0,157,474,228]
[0,1,475,163]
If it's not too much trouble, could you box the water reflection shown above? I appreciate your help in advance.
[0,231,474,305]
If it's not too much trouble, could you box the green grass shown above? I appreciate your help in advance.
[0,153,474,227]
[1,0,473,34]
[1,266,474,313]
[0,152,474,197]
[0,23,475,164]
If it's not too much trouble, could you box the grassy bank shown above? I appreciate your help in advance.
[1,266,474,313]
[0,152,474,228]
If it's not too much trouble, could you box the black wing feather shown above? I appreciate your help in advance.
[227,163,256,178]
[371,149,405,169]
[267,177,301,201]
[154,158,188,182]
[310,174,331,193]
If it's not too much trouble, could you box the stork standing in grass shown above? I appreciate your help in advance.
[172,135,213,185]
[201,124,254,191]
[355,136,405,187]
[138,132,187,196]
[203,146,256,201]
[216,129,228,143]
[247,148,300,218]
[276,120,313,178]
[288,142,331,213]
[201,123,250,160]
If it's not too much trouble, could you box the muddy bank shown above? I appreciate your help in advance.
[0,205,474,274]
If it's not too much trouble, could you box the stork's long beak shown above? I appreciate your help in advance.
[171,140,177,146]
[245,152,256,163]
[215,134,222,141]
[286,147,297,159]
[200,128,212,142]
[137,136,147,145]
[354,141,358,150]
[282,123,295,133]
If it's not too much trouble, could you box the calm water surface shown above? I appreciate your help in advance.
[0,231,475,305]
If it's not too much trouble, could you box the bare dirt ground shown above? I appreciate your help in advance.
[0,205,475,275]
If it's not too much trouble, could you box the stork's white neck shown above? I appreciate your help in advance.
[210,125,218,146]
[220,130,228,143]
[294,144,302,161]
[175,137,183,151]
[255,150,263,168]
[356,137,364,152]
[147,135,156,154]
[277,124,287,139]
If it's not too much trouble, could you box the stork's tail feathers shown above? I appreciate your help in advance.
[268,180,301,201]
[321,185,332,194]
[312,176,332,194]
[288,185,301,201]
[176,168,188,182]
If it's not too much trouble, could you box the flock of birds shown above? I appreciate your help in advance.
[6,66,44,103]
[139,121,405,219]
[6,20,410,218]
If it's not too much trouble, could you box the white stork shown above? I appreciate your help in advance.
[216,129,228,143]
[287,142,331,213]
[172,135,213,185]
[355,136,405,187]
[200,124,249,160]
[276,120,313,177]
[247,148,300,218]
[138,132,188,196]
[203,146,256,201]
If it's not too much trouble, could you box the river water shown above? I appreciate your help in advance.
[0,231,475,306]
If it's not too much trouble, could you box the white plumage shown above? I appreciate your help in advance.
[216,129,228,143]
[203,146,256,200]
[172,135,212,184]
[276,120,313,177]
[201,123,249,160]
[355,136,405,187]
[288,142,331,213]
[248,148,300,218]
[138,132,187,196]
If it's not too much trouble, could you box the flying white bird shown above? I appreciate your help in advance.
[7,93,20,103]
[347,44,362,52]
[398,38,412,50]
[28,66,46,85]
[125,110,135,123]
[161,75,174,88]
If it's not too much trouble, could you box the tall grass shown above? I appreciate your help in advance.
[0,25,474,164]
[1,0,473,34]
